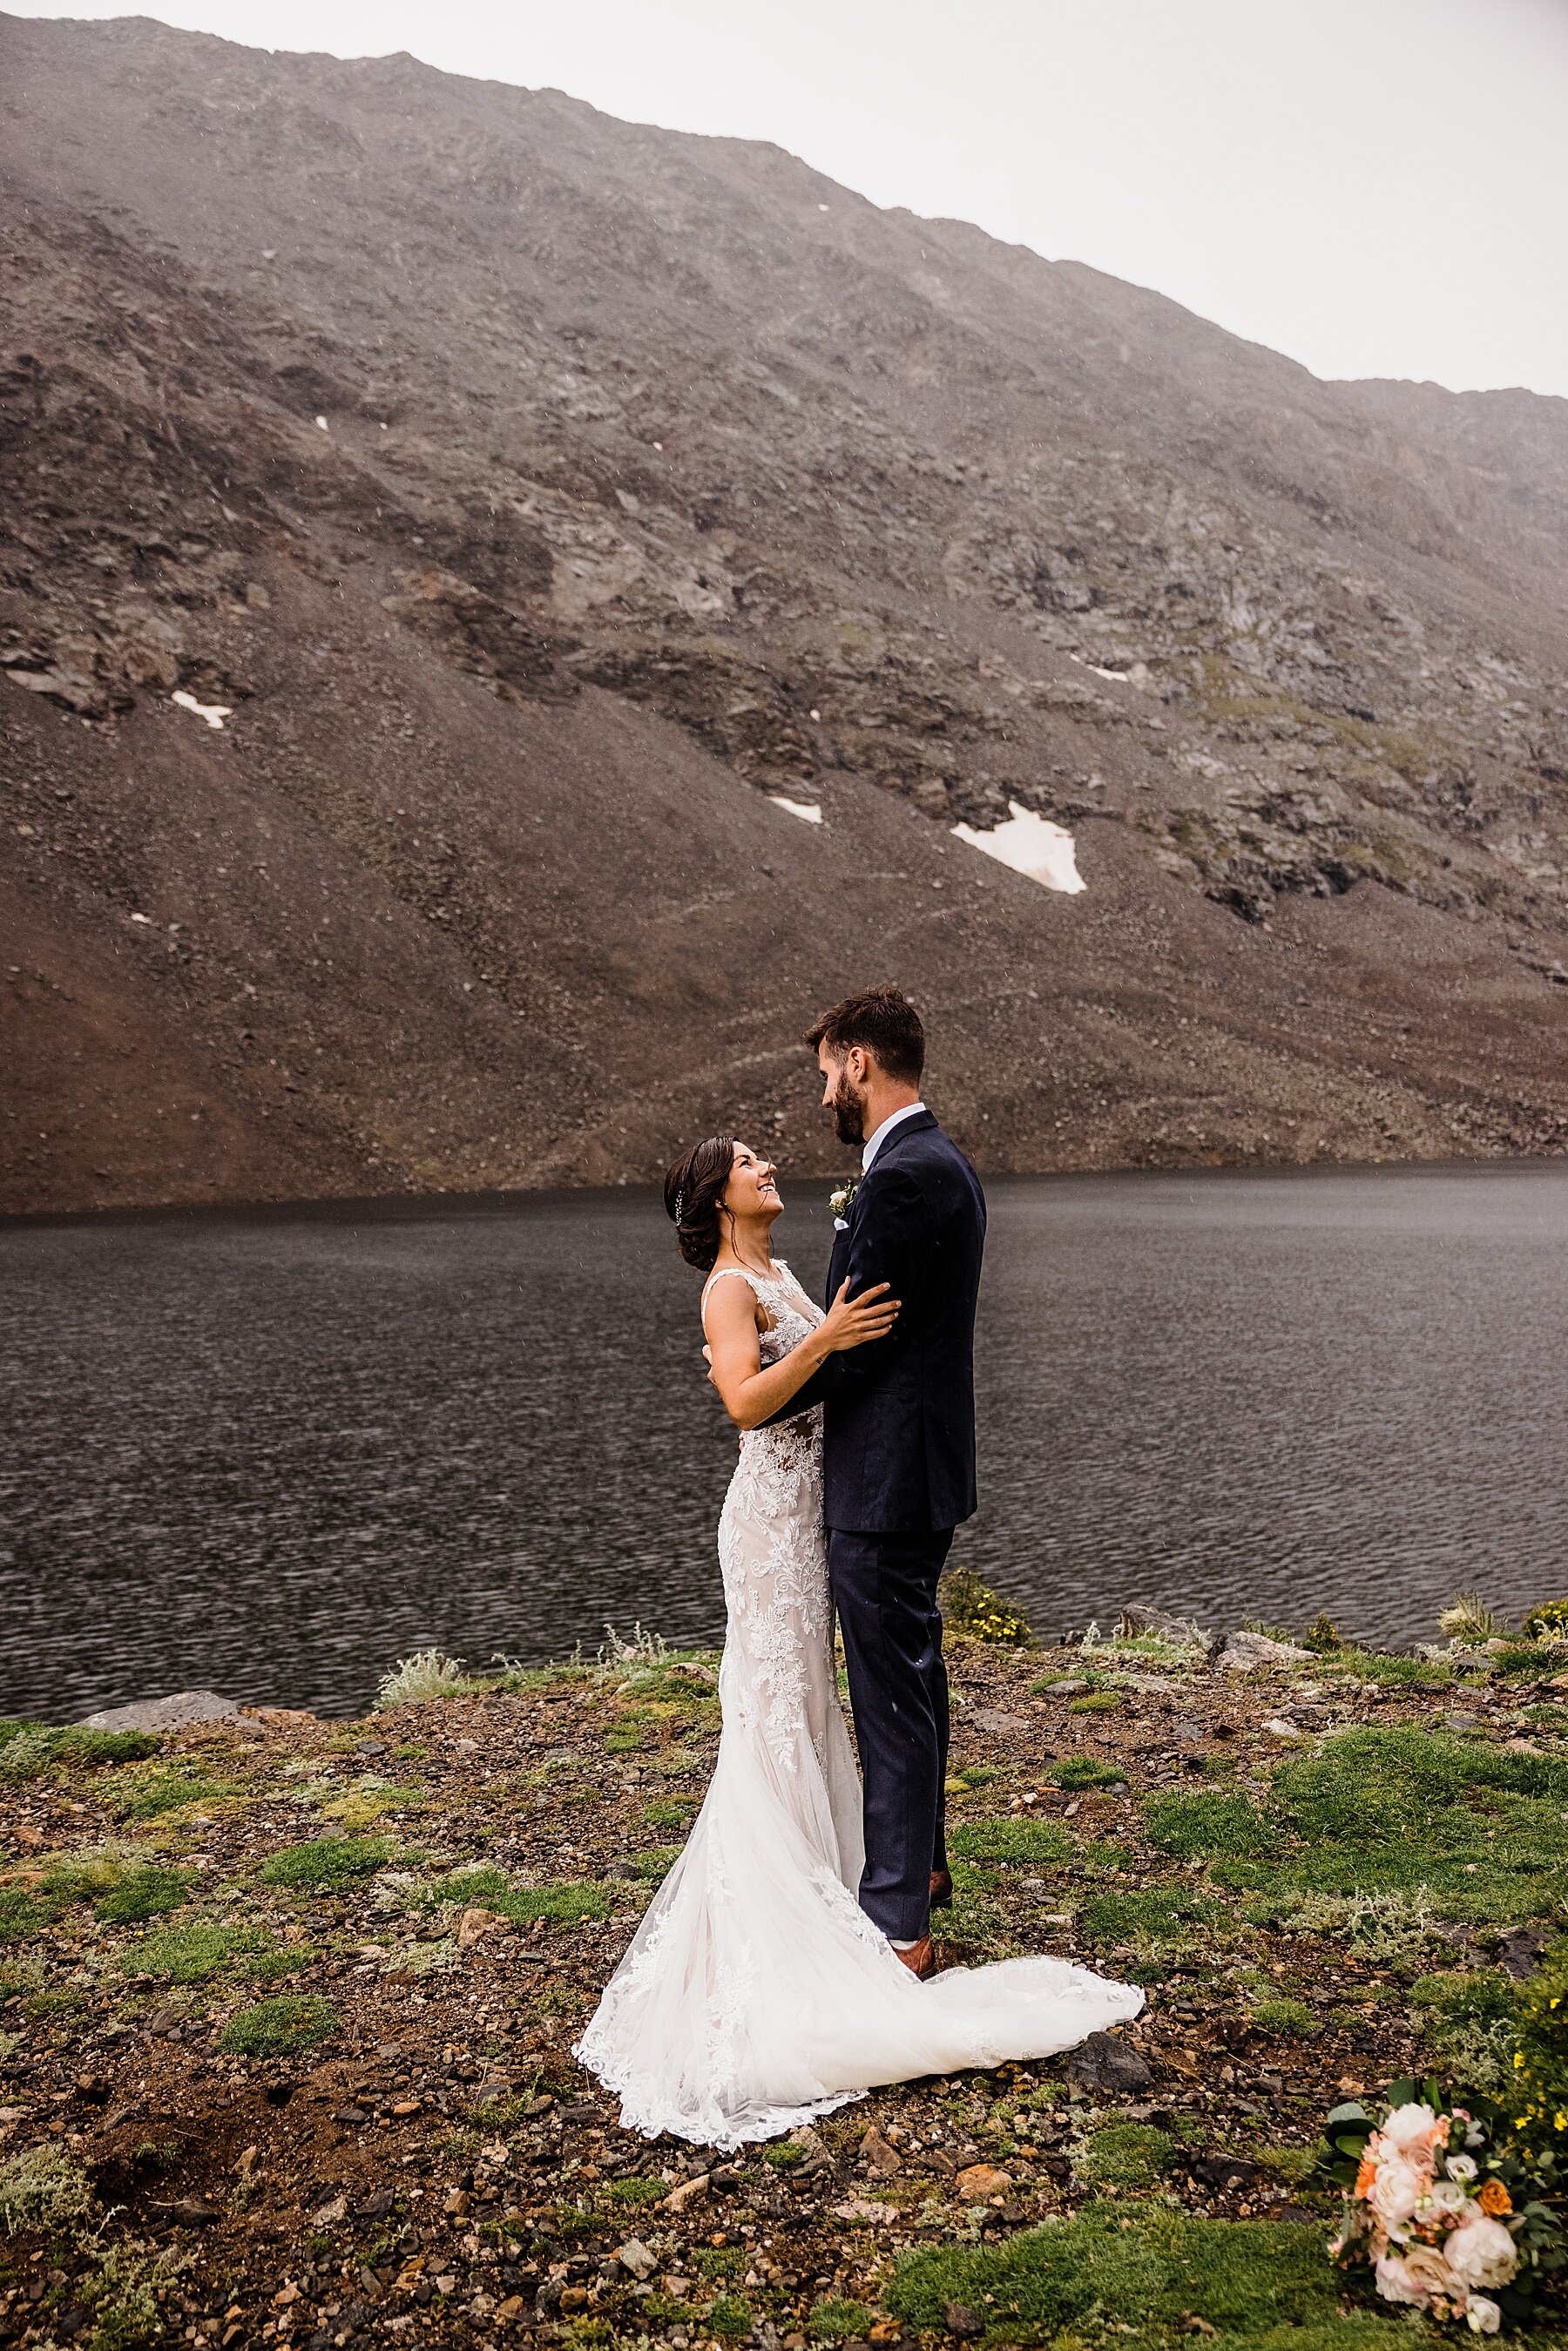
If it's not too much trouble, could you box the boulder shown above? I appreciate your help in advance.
[1064,2030,1155,2095]
[79,1689,242,1733]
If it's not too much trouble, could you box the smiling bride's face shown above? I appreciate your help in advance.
[723,1140,782,1229]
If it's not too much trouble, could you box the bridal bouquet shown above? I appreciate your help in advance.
[1323,2078,1562,2332]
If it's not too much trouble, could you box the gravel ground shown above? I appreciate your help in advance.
[1,1625,1565,2348]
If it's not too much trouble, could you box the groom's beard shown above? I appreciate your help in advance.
[832,1072,868,1148]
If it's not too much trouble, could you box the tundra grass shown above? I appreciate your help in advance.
[888,2200,1419,2350]
[1145,1726,1568,1922]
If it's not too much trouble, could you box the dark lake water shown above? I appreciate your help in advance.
[3,1161,1565,1722]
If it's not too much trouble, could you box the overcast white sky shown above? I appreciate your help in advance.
[14,0,1568,397]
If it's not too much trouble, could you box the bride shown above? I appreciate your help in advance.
[576,1134,1141,2148]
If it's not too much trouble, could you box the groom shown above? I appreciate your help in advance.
[778,985,987,1978]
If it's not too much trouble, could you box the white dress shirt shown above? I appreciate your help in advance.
[861,1100,927,1173]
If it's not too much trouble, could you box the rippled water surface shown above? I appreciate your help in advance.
[3,1162,1565,1719]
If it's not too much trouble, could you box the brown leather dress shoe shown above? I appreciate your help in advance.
[929,1868,953,1910]
[892,1935,936,1980]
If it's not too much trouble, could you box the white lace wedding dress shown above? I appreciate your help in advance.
[575,1260,1142,2148]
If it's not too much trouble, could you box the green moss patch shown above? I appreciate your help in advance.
[1079,1886,1220,1953]
[888,2201,1414,2349]
[0,1721,159,1783]
[118,1922,304,1983]
[257,1835,390,1889]
[949,1816,1073,1865]
[1051,1758,1128,1794]
[490,1882,618,1925]
[1146,1791,1280,1861]
[113,1763,247,1820]
[218,1994,339,2059]
[642,1796,699,1831]
[808,2298,875,2341]
[1076,2121,1177,2190]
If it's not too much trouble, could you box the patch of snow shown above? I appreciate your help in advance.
[951,801,1085,894]
[171,689,231,730]
[1069,652,1151,688]
[770,796,823,825]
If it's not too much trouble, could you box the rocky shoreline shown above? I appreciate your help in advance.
[1,1599,1565,2348]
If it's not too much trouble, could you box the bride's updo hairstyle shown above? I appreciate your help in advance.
[664,1135,737,1273]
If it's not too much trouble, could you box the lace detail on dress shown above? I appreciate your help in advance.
[703,1263,829,1769]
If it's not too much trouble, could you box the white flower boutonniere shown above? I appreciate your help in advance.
[828,1175,861,1224]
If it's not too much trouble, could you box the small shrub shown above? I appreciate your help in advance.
[375,1650,476,1707]
[1492,1642,1557,1678]
[1067,1692,1122,1715]
[219,1994,339,2059]
[1439,1590,1504,1644]
[949,1816,1072,1864]
[258,1835,389,1888]
[808,2299,874,2341]
[0,2143,96,2233]
[1303,1613,1344,1652]
[598,1624,671,1668]
[1504,1938,1568,2155]
[86,2234,191,2348]
[1521,1598,1568,1643]
[762,2142,804,2170]
[1077,2121,1175,2190]
[940,1567,1036,1647]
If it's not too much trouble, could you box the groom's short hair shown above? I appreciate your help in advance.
[806,986,925,1085]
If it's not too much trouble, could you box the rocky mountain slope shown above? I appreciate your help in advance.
[3,11,1568,1214]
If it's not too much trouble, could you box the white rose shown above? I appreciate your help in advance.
[1375,2253,1427,2306]
[1429,2179,1471,2218]
[1445,2215,1518,2292]
[1465,2296,1503,2334]
[1446,2154,1479,2182]
[1369,2153,1428,2230]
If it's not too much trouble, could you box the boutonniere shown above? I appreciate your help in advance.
[828,1175,861,1221]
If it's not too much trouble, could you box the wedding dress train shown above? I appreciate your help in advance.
[575,1260,1142,2149]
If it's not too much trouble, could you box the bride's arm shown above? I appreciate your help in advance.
[703,1275,900,1431]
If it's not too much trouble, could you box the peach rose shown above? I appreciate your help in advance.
[1369,2152,1429,2231]
[1382,2103,1449,2164]
[1477,2180,1513,2217]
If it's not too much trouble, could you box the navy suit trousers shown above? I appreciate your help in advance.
[828,1525,953,1941]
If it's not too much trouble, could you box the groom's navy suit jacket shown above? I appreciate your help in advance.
[787,1111,986,1534]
